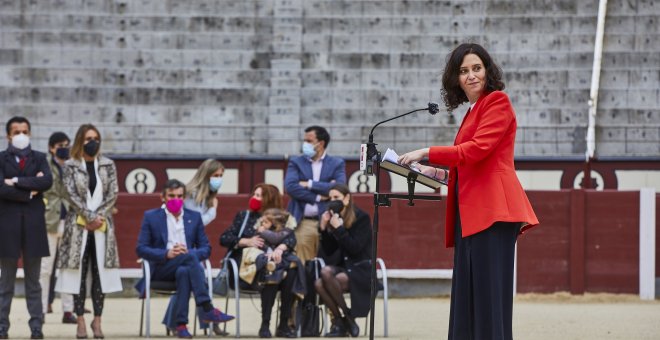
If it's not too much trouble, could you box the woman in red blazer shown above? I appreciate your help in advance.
[399,43,539,340]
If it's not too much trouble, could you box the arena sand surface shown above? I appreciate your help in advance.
[5,293,660,339]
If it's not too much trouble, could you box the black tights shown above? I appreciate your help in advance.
[74,233,105,316]
[314,266,350,322]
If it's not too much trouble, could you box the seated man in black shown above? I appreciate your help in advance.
[136,179,234,338]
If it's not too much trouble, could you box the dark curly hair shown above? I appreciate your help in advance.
[441,43,505,112]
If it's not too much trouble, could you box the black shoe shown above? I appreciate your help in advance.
[0,326,7,339]
[30,327,44,339]
[258,324,272,338]
[212,322,229,336]
[275,326,297,338]
[324,321,347,337]
[342,316,359,337]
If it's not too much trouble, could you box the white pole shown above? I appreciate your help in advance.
[586,0,609,160]
[639,188,656,300]
[513,242,518,296]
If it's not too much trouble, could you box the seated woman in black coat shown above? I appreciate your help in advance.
[220,184,302,338]
[315,183,372,337]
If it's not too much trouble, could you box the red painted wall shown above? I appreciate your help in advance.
[115,190,652,294]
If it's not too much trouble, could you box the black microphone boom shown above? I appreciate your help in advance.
[367,102,440,152]
[362,101,443,340]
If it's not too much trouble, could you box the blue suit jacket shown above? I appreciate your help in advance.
[134,207,211,296]
[284,154,346,222]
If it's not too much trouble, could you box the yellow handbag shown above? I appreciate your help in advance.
[76,215,107,233]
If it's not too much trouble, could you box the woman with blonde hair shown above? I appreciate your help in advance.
[56,124,122,339]
[184,158,224,226]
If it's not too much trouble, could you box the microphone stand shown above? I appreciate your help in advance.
[365,103,441,340]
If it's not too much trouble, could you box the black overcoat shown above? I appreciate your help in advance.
[0,149,53,258]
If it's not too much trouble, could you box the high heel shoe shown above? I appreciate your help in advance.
[90,321,104,339]
[76,329,88,339]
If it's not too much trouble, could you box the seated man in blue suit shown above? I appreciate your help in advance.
[284,125,346,264]
[136,179,234,338]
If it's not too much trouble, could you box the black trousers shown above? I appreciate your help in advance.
[448,212,521,340]
[74,233,105,316]
[261,267,297,329]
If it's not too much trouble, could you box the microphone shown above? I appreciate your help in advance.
[363,102,442,175]
[428,102,439,115]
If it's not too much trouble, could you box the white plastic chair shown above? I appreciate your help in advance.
[138,258,213,338]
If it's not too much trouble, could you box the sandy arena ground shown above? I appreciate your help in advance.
[3,293,659,339]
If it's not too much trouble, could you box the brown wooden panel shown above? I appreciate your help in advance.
[517,191,571,293]
[353,195,453,269]
[570,189,586,294]
[584,190,639,293]
[111,190,645,295]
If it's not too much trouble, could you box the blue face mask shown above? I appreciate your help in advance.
[302,142,316,158]
[55,147,70,160]
[209,177,223,192]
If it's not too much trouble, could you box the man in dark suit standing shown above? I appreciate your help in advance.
[284,126,346,264]
[135,179,233,339]
[0,116,53,339]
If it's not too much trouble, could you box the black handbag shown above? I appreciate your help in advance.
[300,303,322,337]
[212,265,229,296]
[300,259,324,336]
[212,211,250,296]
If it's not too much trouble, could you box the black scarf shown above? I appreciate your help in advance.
[7,143,32,158]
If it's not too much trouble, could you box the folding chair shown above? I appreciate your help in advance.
[221,257,262,338]
[138,258,213,338]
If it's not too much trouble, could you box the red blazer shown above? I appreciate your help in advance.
[429,91,539,247]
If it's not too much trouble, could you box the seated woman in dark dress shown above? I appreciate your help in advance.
[314,183,372,337]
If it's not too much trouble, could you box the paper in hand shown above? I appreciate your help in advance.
[382,148,399,163]
[382,148,421,173]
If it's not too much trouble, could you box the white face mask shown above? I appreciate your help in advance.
[302,142,316,158]
[11,133,30,150]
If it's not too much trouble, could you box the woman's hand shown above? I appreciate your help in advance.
[319,211,331,231]
[239,235,264,248]
[417,164,438,178]
[398,148,430,166]
[86,216,104,231]
[329,213,343,229]
[269,247,285,264]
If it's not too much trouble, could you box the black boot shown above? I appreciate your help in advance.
[342,315,360,337]
[325,319,347,337]
[259,322,272,338]
[275,326,297,338]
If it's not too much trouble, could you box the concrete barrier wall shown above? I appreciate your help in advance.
[0,0,658,157]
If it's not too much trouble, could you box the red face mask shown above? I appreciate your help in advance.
[249,197,262,212]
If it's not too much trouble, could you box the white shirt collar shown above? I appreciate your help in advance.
[162,205,187,250]
[307,151,327,163]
